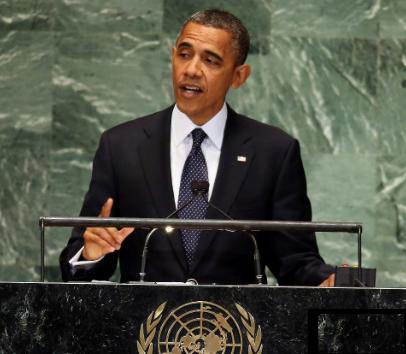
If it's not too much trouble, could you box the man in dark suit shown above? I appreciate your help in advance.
[60,9,335,286]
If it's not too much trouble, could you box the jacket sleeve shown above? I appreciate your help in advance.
[59,131,119,282]
[261,139,334,285]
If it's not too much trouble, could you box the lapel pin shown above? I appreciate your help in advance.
[237,155,247,162]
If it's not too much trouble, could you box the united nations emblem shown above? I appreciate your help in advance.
[137,301,263,354]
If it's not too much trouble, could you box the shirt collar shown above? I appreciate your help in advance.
[171,103,227,150]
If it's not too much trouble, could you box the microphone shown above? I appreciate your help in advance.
[139,180,263,285]
[139,181,208,282]
[191,181,263,285]
[191,180,209,196]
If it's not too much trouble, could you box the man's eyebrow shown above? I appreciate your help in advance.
[204,49,223,62]
[177,41,192,49]
[177,42,223,62]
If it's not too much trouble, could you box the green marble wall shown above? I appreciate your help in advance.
[0,1,405,286]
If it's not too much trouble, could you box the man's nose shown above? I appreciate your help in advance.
[185,57,202,77]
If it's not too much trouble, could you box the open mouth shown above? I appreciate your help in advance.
[180,84,203,95]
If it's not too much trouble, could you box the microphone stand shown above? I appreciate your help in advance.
[195,182,263,285]
[139,180,264,285]
[139,185,207,282]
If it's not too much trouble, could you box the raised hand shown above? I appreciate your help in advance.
[82,198,134,260]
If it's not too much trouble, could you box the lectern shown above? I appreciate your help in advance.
[0,217,395,352]
[0,282,405,353]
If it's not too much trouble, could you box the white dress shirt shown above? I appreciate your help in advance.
[69,103,228,268]
[170,103,227,204]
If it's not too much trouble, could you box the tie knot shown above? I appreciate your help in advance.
[191,128,207,148]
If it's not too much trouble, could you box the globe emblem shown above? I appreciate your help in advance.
[157,301,243,354]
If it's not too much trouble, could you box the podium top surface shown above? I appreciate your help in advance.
[1,280,406,292]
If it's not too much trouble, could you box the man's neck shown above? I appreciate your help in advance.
[176,104,226,126]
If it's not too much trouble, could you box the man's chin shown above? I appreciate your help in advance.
[176,101,223,125]
[176,102,199,119]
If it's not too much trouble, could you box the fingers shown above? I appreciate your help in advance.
[87,227,121,250]
[118,227,135,239]
[328,273,336,286]
[83,229,118,260]
[83,227,131,260]
[97,198,135,240]
[103,227,135,246]
[101,227,134,249]
[319,273,336,287]
[99,198,113,218]
[82,198,135,260]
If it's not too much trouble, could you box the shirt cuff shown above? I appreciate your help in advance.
[69,246,104,270]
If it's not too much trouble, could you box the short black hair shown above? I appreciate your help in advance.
[179,9,250,65]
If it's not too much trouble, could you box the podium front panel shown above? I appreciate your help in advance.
[0,282,405,353]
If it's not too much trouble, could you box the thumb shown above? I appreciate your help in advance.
[99,198,113,217]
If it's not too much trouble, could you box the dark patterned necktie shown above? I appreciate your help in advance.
[178,128,209,267]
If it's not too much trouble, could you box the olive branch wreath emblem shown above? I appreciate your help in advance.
[136,302,263,354]
[137,302,167,354]
[235,303,263,354]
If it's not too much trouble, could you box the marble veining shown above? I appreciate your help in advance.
[0,0,405,287]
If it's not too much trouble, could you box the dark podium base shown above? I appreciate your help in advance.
[0,282,405,353]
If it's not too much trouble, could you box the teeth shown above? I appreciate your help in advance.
[184,85,200,91]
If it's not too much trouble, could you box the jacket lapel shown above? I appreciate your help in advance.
[190,107,255,274]
[138,106,175,217]
[138,106,188,272]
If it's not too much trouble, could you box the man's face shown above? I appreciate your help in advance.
[172,22,250,125]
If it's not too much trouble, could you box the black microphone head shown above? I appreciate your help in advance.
[191,180,209,195]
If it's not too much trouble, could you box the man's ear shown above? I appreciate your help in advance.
[231,64,251,89]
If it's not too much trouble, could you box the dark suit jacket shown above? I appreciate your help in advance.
[60,105,334,285]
